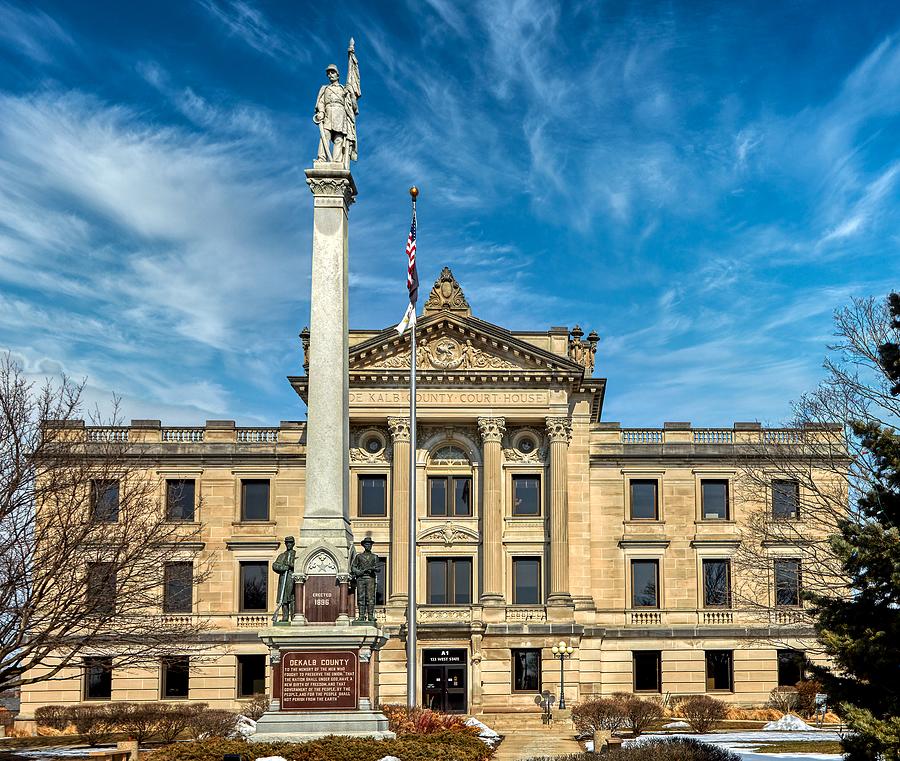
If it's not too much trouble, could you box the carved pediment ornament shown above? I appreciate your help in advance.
[373,335,518,371]
[423,267,471,316]
[418,521,480,546]
[503,427,548,462]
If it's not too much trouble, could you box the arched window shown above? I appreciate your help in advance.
[428,443,473,517]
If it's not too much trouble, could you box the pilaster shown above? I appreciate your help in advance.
[387,417,411,604]
[546,416,573,607]
[478,416,506,604]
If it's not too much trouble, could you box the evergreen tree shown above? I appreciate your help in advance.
[809,292,900,761]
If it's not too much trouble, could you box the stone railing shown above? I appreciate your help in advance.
[236,614,270,628]
[771,608,808,625]
[86,427,129,442]
[763,429,804,444]
[237,428,279,443]
[622,429,663,444]
[693,429,733,444]
[701,609,734,625]
[162,428,205,443]
[628,610,662,625]
[506,606,547,623]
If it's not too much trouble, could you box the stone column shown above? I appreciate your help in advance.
[546,416,573,605]
[298,165,357,567]
[387,417,411,604]
[478,417,506,604]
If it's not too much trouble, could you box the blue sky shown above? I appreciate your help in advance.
[0,0,897,426]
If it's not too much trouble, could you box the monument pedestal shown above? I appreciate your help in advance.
[251,623,394,742]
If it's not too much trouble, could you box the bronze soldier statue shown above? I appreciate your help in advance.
[272,536,296,624]
[350,537,379,623]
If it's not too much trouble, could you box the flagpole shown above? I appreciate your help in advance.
[406,186,418,709]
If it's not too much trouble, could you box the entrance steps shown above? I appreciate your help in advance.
[473,709,574,732]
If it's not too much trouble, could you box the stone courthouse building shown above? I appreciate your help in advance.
[19,267,817,719]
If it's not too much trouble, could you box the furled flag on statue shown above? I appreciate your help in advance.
[396,206,418,334]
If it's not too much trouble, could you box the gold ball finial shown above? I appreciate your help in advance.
[409,186,419,199]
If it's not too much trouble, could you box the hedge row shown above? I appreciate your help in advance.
[34,702,241,745]
[526,738,740,761]
[149,732,493,761]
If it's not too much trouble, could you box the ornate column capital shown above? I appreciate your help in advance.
[387,416,411,443]
[269,648,282,665]
[305,170,357,207]
[477,416,506,443]
[545,416,573,444]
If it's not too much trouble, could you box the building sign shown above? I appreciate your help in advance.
[280,649,358,711]
[423,648,467,666]
[303,576,340,623]
[349,390,549,408]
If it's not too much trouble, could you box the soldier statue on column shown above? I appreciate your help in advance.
[313,38,361,168]
[350,537,379,623]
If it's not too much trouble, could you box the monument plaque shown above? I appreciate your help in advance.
[281,649,358,711]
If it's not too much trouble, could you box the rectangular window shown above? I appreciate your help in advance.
[237,654,267,697]
[83,657,113,700]
[633,651,662,692]
[630,480,659,520]
[703,559,731,607]
[428,476,472,517]
[701,479,729,520]
[426,558,472,604]
[512,558,542,605]
[163,562,193,613]
[239,561,268,612]
[162,657,189,699]
[512,475,541,516]
[91,480,119,523]
[512,649,541,692]
[358,475,387,517]
[772,480,800,519]
[631,560,659,608]
[775,559,801,606]
[705,650,733,691]
[375,556,387,606]
[241,480,270,521]
[777,649,805,687]
[166,479,196,521]
[87,562,116,615]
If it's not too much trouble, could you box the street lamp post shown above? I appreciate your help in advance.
[551,640,574,709]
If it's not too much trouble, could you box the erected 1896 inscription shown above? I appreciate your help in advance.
[280,650,358,711]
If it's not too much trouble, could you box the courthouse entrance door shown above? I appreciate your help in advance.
[422,648,467,713]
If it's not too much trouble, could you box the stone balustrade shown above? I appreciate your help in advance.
[58,420,305,446]
[594,422,838,446]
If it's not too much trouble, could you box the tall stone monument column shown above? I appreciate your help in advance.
[546,416,573,608]
[387,417,411,604]
[298,165,356,567]
[478,416,506,604]
[251,42,393,742]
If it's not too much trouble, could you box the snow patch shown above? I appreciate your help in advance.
[585,740,594,752]
[763,714,815,731]
[233,715,257,738]
[664,721,692,730]
[376,757,402,761]
[254,756,287,761]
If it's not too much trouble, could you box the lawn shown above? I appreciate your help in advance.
[750,740,844,754]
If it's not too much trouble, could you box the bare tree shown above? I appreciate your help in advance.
[732,295,898,643]
[0,354,211,692]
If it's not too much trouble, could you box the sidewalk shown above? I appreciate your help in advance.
[493,729,583,760]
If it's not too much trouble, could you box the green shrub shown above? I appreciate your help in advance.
[677,696,728,734]
[526,737,740,761]
[35,705,72,731]
[150,731,493,761]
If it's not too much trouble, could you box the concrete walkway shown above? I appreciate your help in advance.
[493,729,583,760]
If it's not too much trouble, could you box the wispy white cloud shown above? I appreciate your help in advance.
[195,0,311,62]
[0,1,73,64]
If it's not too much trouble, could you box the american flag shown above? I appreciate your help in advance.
[396,208,418,334]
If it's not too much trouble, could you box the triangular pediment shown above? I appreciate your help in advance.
[349,313,584,375]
